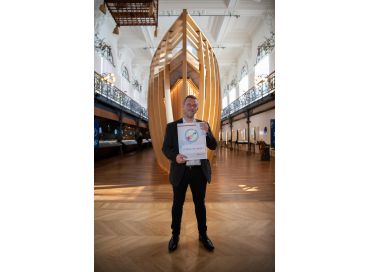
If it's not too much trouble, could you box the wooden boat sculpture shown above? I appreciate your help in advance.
[148,9,221,173]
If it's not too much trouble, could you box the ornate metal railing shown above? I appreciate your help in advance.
[94,72,148,120]
[221,71,275,120]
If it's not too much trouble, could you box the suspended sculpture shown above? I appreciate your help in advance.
[148,9,221,173]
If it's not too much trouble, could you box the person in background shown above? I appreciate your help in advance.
[135,129,143,149]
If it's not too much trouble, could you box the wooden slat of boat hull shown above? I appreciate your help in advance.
[148,10,221,174]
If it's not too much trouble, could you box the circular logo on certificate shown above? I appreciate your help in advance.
[185,128,199,143]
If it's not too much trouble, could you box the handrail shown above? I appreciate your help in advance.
[221,71,275,120]
[94,71,148,121]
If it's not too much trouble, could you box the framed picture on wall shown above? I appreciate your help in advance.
[250,127,255,142]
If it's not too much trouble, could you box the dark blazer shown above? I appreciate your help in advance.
[162,118,217,186]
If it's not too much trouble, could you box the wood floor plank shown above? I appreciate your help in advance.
[95,146,275,271]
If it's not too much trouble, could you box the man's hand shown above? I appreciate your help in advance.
[176,154,187,164]
[200,122,209,133]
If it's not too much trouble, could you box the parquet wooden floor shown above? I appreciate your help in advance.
[95,146,275,272]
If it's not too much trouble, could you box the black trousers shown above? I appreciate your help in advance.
[171,166,208,236]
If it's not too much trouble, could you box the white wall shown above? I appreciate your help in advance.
[269,48,275,74]
[250,14,274,66]
[222,14,275,107]
[94,2,148,108]
[221,123,231,141]
[221,108,275,145]
[250,109,275,144]
[232,118,248,141]
[94,51,102,74]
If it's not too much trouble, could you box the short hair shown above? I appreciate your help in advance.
[183,95,198,104]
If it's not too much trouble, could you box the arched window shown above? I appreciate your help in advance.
[239,64,249,95]
[222,95,228,109]
[229,86,236,103]
[239,74,249,95]
[255,55,269,83]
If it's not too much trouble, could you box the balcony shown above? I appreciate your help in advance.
[221,71,275,120]
[94,72,148,121]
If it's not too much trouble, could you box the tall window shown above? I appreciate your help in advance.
[239,65,249,94]
[239,74,249,95]
[229,87,236,103]
[222,96,228,109]
[254,55,269,84]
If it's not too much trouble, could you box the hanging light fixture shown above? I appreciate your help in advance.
[154,26,158,37]
[99,2,106,14]
[113,25,119,35]
[102,73,116,86]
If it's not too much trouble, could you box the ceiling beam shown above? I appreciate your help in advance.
[215,0,239,44]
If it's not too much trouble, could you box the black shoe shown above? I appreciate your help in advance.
[168,235,179,252]
[199,234,215,251]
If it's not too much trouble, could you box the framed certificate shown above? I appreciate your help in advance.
[177,123,207,160]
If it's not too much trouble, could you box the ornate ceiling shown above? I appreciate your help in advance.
[97,0,275,86]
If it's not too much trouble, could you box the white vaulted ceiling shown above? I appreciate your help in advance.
[115,0,274,86]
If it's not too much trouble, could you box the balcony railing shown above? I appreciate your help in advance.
[94,72,148,120]
[221,71,275,120]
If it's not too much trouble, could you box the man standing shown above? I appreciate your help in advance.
[162,95,217,252]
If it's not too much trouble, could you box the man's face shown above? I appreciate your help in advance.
[183,98,199,119]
